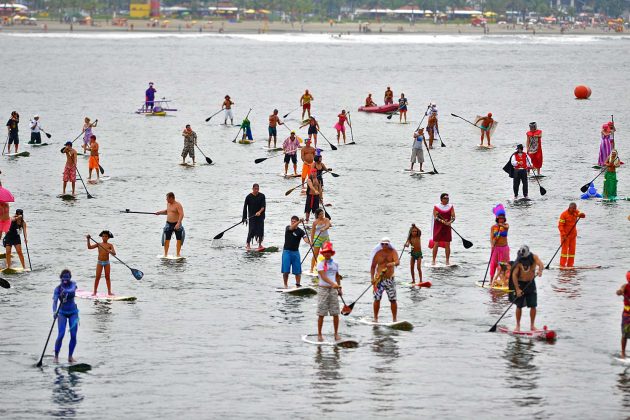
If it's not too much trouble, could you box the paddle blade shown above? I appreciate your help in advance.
[205,117,212,122]
[87,194,94,199]
[282,113,290,118]
[489,324,498,332]
[330,172,340,177]
[540,186,547,196]
[387,114,393,119]
[45,132,52,139]
[254,157,267,164]
[213,232,225,240]
[36,360,43,368]
[463,239,474,249]
[341,303,354,316]
[441,142,446,147]
[99,165,105,175]
[131,269,144,280]
[0,278,10,288]
[330,144,337,151]
[580,183,589,193]
[206,157,213,164]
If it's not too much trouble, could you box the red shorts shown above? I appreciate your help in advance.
[302,103,311,110]
[63,165,76,182]
[0,219,10,233]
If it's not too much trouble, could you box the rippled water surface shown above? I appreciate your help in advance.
[1,32,629,419]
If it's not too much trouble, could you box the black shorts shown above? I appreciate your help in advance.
[164,222,183,241]
[305,194,320,214]
[30,132,41,144]
[8,133,18,145]
[308,126,318,135]
[284,154,297,164]
[3,234,21,247]
[509,280,537,308]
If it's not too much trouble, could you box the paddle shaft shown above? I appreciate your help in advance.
[195,144,213,164]
[255,151,284,164]
[205,109,223,122]
[285,170,334,196]
[451,113,480,128]
[75,167,93,199]
[344,268,388,314]
[2,133,8,155]
[481,243,496,287]
[450,226,472,248]
[23,231,32,271]
[60,120,98,152]
[347,111,355,143]
[300,221,320,265]
[545,218,580,269]
[122,210,156,215]
[422,138,438,174]
[437,130,446,147]
[37,296,62,367]
[582,156,618,192]
[414,105,431,131]
[489,280,534,332]
[317,129,337,151]
[88,237,135,271]
[213,215,255,239]
[283,105,300,118]
[232,108,252,143]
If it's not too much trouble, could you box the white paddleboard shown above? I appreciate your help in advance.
[76,289,137,301]
[403,169,426,174]
[276,286,317,296]
[157,254,186,261]
[476,145,495,150]
[301,334,359,347]
[4,151,30,157]
[424,262,458,268]
[614,356,630,365]
[548,265,602,270]
[30,143,51,147]
[356,317,414,331]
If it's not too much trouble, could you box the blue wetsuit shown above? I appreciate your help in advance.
[53,281,79,358]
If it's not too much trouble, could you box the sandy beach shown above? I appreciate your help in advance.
[1,18,624,36]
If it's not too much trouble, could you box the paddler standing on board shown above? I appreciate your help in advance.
[304,169,322,223]
[509,245,544,332]
[282,216,310,288]
[300,116,320,147]
[242,184,266,251]
[615,271,630,358]
[398,93,408,123]
[410,128,425,172]
[404,224,423,285]
[87,135,100,181]
[426,109,438,149]
[145,82,156,111]
[300,89,313,121]
[431,193,455,266]
[53,269,79,363]
[300,139,316,189]
[511,144,532,200]
[558,203,585,268]
[365,93,377,108]
[316,242,342,342]
[6,111,19,154]
[222,95,234,125]
[181,124,197,165]
[29,115,42,144]
[282,131,300,176]
[490,204,510,279]
[268,109,283,148]
[370,238,400,322]
[603,150,621,200]
[384,87,394,105]
[62,141,77,196]
[86,231,115,296]
[475,113,494,147]
[526,122,543,176]
[156,192,185,257]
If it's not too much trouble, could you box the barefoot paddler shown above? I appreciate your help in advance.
[181,125,197,165]
[6,111,19,154]
[300,89,313,121]
[410,128,425,172]
[86,231,116,296]
[431,193,455,266]
[53,269,79,364]
[268,109,283,148]
[475,113,494,147]
[526,122,543,176]
[282,131,300,176]
[490,204,510,279]
[316,242,342,342]
[282,216,309,288]
[300,139,316,188]
[370,238,400,322]
[557,203,585,268]
[87,135,100,181]
[616,271,630,358]
[156,192,185,257]
[509,246,544,332]
[242,184,266,251]
[3,209,27,270]
[404,224,423,285]
[61,141,77,196]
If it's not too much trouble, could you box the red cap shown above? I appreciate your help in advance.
[488,112,493,117]
[321,242,335,255]
[626,271,630,283]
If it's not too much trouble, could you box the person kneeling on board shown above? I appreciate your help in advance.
[282,216,310,288]
[317,242,342,342]
[371,238,400,323]
[509,246,544,332]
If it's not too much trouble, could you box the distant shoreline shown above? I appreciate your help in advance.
[1,19,626,36]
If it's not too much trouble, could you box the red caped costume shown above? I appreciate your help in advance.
[432,203,453,245]
[526,122,543,170]
[557,207,585,267]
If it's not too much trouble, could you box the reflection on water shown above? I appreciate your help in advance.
[616,369,630,409]
[48,368,84,418]
[369,329,401,412]
[551,270,581,299]
[93,301,113,335]
[503,339,542,407]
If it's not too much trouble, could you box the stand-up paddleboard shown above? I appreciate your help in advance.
[179,162,197,167]
[498,325,556,341]
[262,146,283,152]
[356,317,414,331]
[279,173,301,179]
[403,169,426,175]
[58,194,76,201]
[613,356,630,365]
[301,334,359,348]
[400,281,432,288]
[509,197,533,204]
[599,197,630,202]
[30,143,51,147]
[42,362,93,372]
[4,151,30,157]
[247,246,279,253]
[76,289,137,302]
[548,265,602,270]
[424,262,458,268]
[529,174,546,179]
[1,266,30,274]
[238,139,255,145]
[0,253,15,258]
[475,281,512,292]
[86,176,111,185]
[276,286,317,296]
[157,254,186,261]
[476,145,495,150]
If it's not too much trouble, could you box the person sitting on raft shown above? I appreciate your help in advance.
[365,94,377,108]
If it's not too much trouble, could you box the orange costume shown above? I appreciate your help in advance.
[557,207,585,267]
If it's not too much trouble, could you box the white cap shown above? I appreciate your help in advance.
[380,237,391,245]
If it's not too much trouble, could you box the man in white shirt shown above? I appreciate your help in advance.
[29,115,41,144]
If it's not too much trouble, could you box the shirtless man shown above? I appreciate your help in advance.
[268,109,283,148]
[87,135,99,181]
[300,139,316,189]
[222,95,234,125]
[475,113,494,147]
[365,93,376,107]
[426,109,439,149]
[155,192,185,257]
[61,141,77,196]
[370,238,400,322]
[510,245,544,332]
[384,87,394,105]
[86,231,116,296]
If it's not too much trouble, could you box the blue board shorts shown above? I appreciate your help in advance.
[281,250,302,275]
[268,126,277,136]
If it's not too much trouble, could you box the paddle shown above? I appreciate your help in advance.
[525,154,546,195]
[300,221,320,266]
[41,129,52,139]
[386,106,401,120]
[204,109,223,122]
[437,130,446,148]
[347,111,356,145]
[2,134,8,155]
[413,104,431,131]
[0,277,10,288]
[255,151,284,164]
[422,138,439,174]
[489,280,534,332]
[121,209,156,215]
[195,144,213,164]
[232,108,252,143]
[451,113,480,128]
[213,215,254,240]
[88,237,143,280]
[36,295,62,367]
[451,226,473,249]
[545,218,581,269]
[59,119,97,152]
[283,106,300,119]
[319,195,331,220]
[98,164,105,175]
[341,268,388,316]
[23,232,32,271]
[581,156,618,193]
[285,170,338,196]
[75,167,94,199]
[316,129,337,151]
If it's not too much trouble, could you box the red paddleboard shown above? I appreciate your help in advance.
[498,325,556,341]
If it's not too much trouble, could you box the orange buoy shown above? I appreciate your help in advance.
[574,85,591,99]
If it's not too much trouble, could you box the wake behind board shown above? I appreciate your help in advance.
[301,334,359,348]
[498,325,556,341]
[475,281,512,292]
[157,254,186,261]
[1,266,30,274]
[548,265,602,270]
[357,317,414,331]
[276,286,317,296]
[4,151,30,157]
[76,289,137,302]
